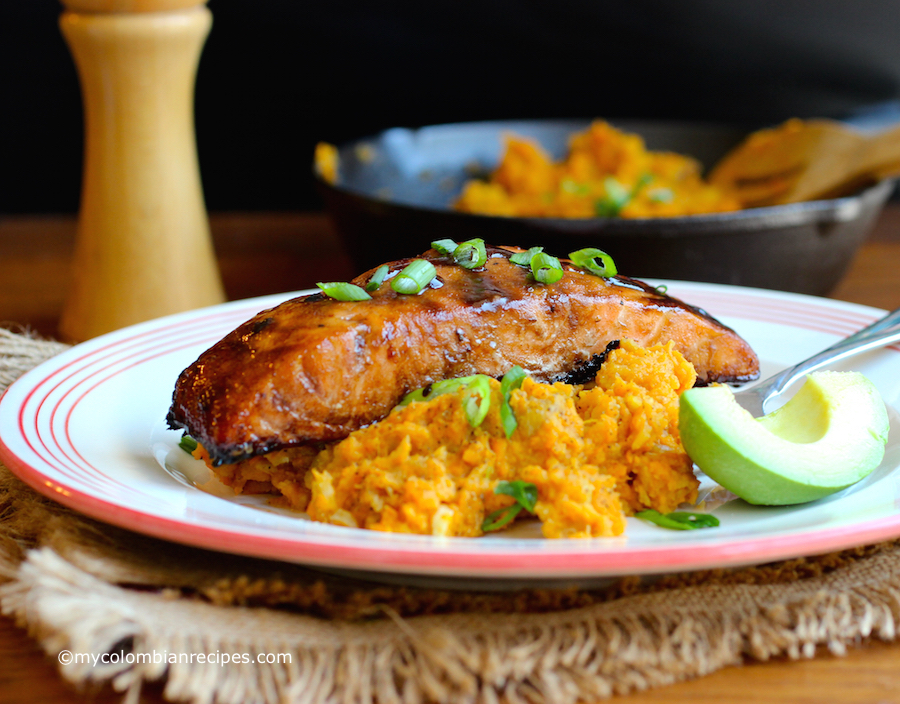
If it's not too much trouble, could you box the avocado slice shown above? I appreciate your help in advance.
[679,371,890,505]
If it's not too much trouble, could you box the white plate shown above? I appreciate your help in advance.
[1,282,899,583]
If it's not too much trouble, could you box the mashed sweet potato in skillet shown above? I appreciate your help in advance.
[192,340,698,539]
[454,120,740,218]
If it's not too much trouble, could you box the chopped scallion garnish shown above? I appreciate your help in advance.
[530,252,563,285]
[649,187,674,203]
[399,377,471,406]
[561,178,590,195]
[317,281,371,301]
[496,480,538,512]
[499,366,527,438]
[513,246,564,283]
[482,505,519,532]
[433,238,487,269]
[635,509,719,530]
[482,480,538,532]
[634,172,653,191]
[453,238,487,269]
[569,248,617,278]
[179,434,198,454]
[398,374,493,428]
[595,177,631,217]
[391,259,436,295]
[594,173,653,217]
[365,265,389,292]
[396,369,524,431]
[510,246,543,266]
[462,375,492,427]
[431,239,458,256]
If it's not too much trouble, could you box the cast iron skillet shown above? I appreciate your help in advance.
[316,119,895,296]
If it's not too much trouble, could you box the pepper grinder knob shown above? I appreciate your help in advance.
[59,0,225,342]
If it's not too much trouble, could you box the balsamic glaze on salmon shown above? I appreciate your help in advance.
[167,246,759,465]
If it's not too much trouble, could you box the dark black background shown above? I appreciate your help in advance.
[4,1,900,214]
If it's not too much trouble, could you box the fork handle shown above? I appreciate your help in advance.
[766,306,900,400]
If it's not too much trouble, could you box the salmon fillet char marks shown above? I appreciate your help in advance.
[167,246,759,465]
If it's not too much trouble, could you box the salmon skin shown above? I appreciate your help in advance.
[167,246,759,465]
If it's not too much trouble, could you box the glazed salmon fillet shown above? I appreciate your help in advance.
[167,246,759,465]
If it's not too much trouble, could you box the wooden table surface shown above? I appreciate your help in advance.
[2,208,900,703]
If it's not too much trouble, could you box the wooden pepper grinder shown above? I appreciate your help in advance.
[59,0,225,342]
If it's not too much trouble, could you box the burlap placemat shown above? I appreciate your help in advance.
[1,328,900,704]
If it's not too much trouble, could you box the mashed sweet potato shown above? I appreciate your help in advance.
[454,121,740,218]
[194,339,698,539]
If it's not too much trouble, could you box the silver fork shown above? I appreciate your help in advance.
[734,306,900,417]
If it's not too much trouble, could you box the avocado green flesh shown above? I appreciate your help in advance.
[679,371,890,506]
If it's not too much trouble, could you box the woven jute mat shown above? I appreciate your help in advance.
[2,327,900,704]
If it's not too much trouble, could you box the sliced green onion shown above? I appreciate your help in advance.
[481,504,522,532]
[594,174,652,217]
[431,239,458,255]
[594,198,619,218]
[398,374,492,427]
[179,434,198,454]
[433,238,487,270]
[453,238,487,269]
[510,246,543,266]
[569,248,618,278]
[633,172,653,191]
[462,375,492,427]
[499,366,527,438]
[399,376,475,406]
[649,187,674,203]
[561,178,590,195]
[655,284,668,295]
[595,177,631,217]
[482,480,539,532]
[364,265,389,292]
[495,480,538,512]
[391,259,436,295]
[635,509,719,531]
[317,281,371,301]
[668,511,719,528]
[531,252,563,285]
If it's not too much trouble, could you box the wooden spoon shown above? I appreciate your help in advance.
[708,118,900,207]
